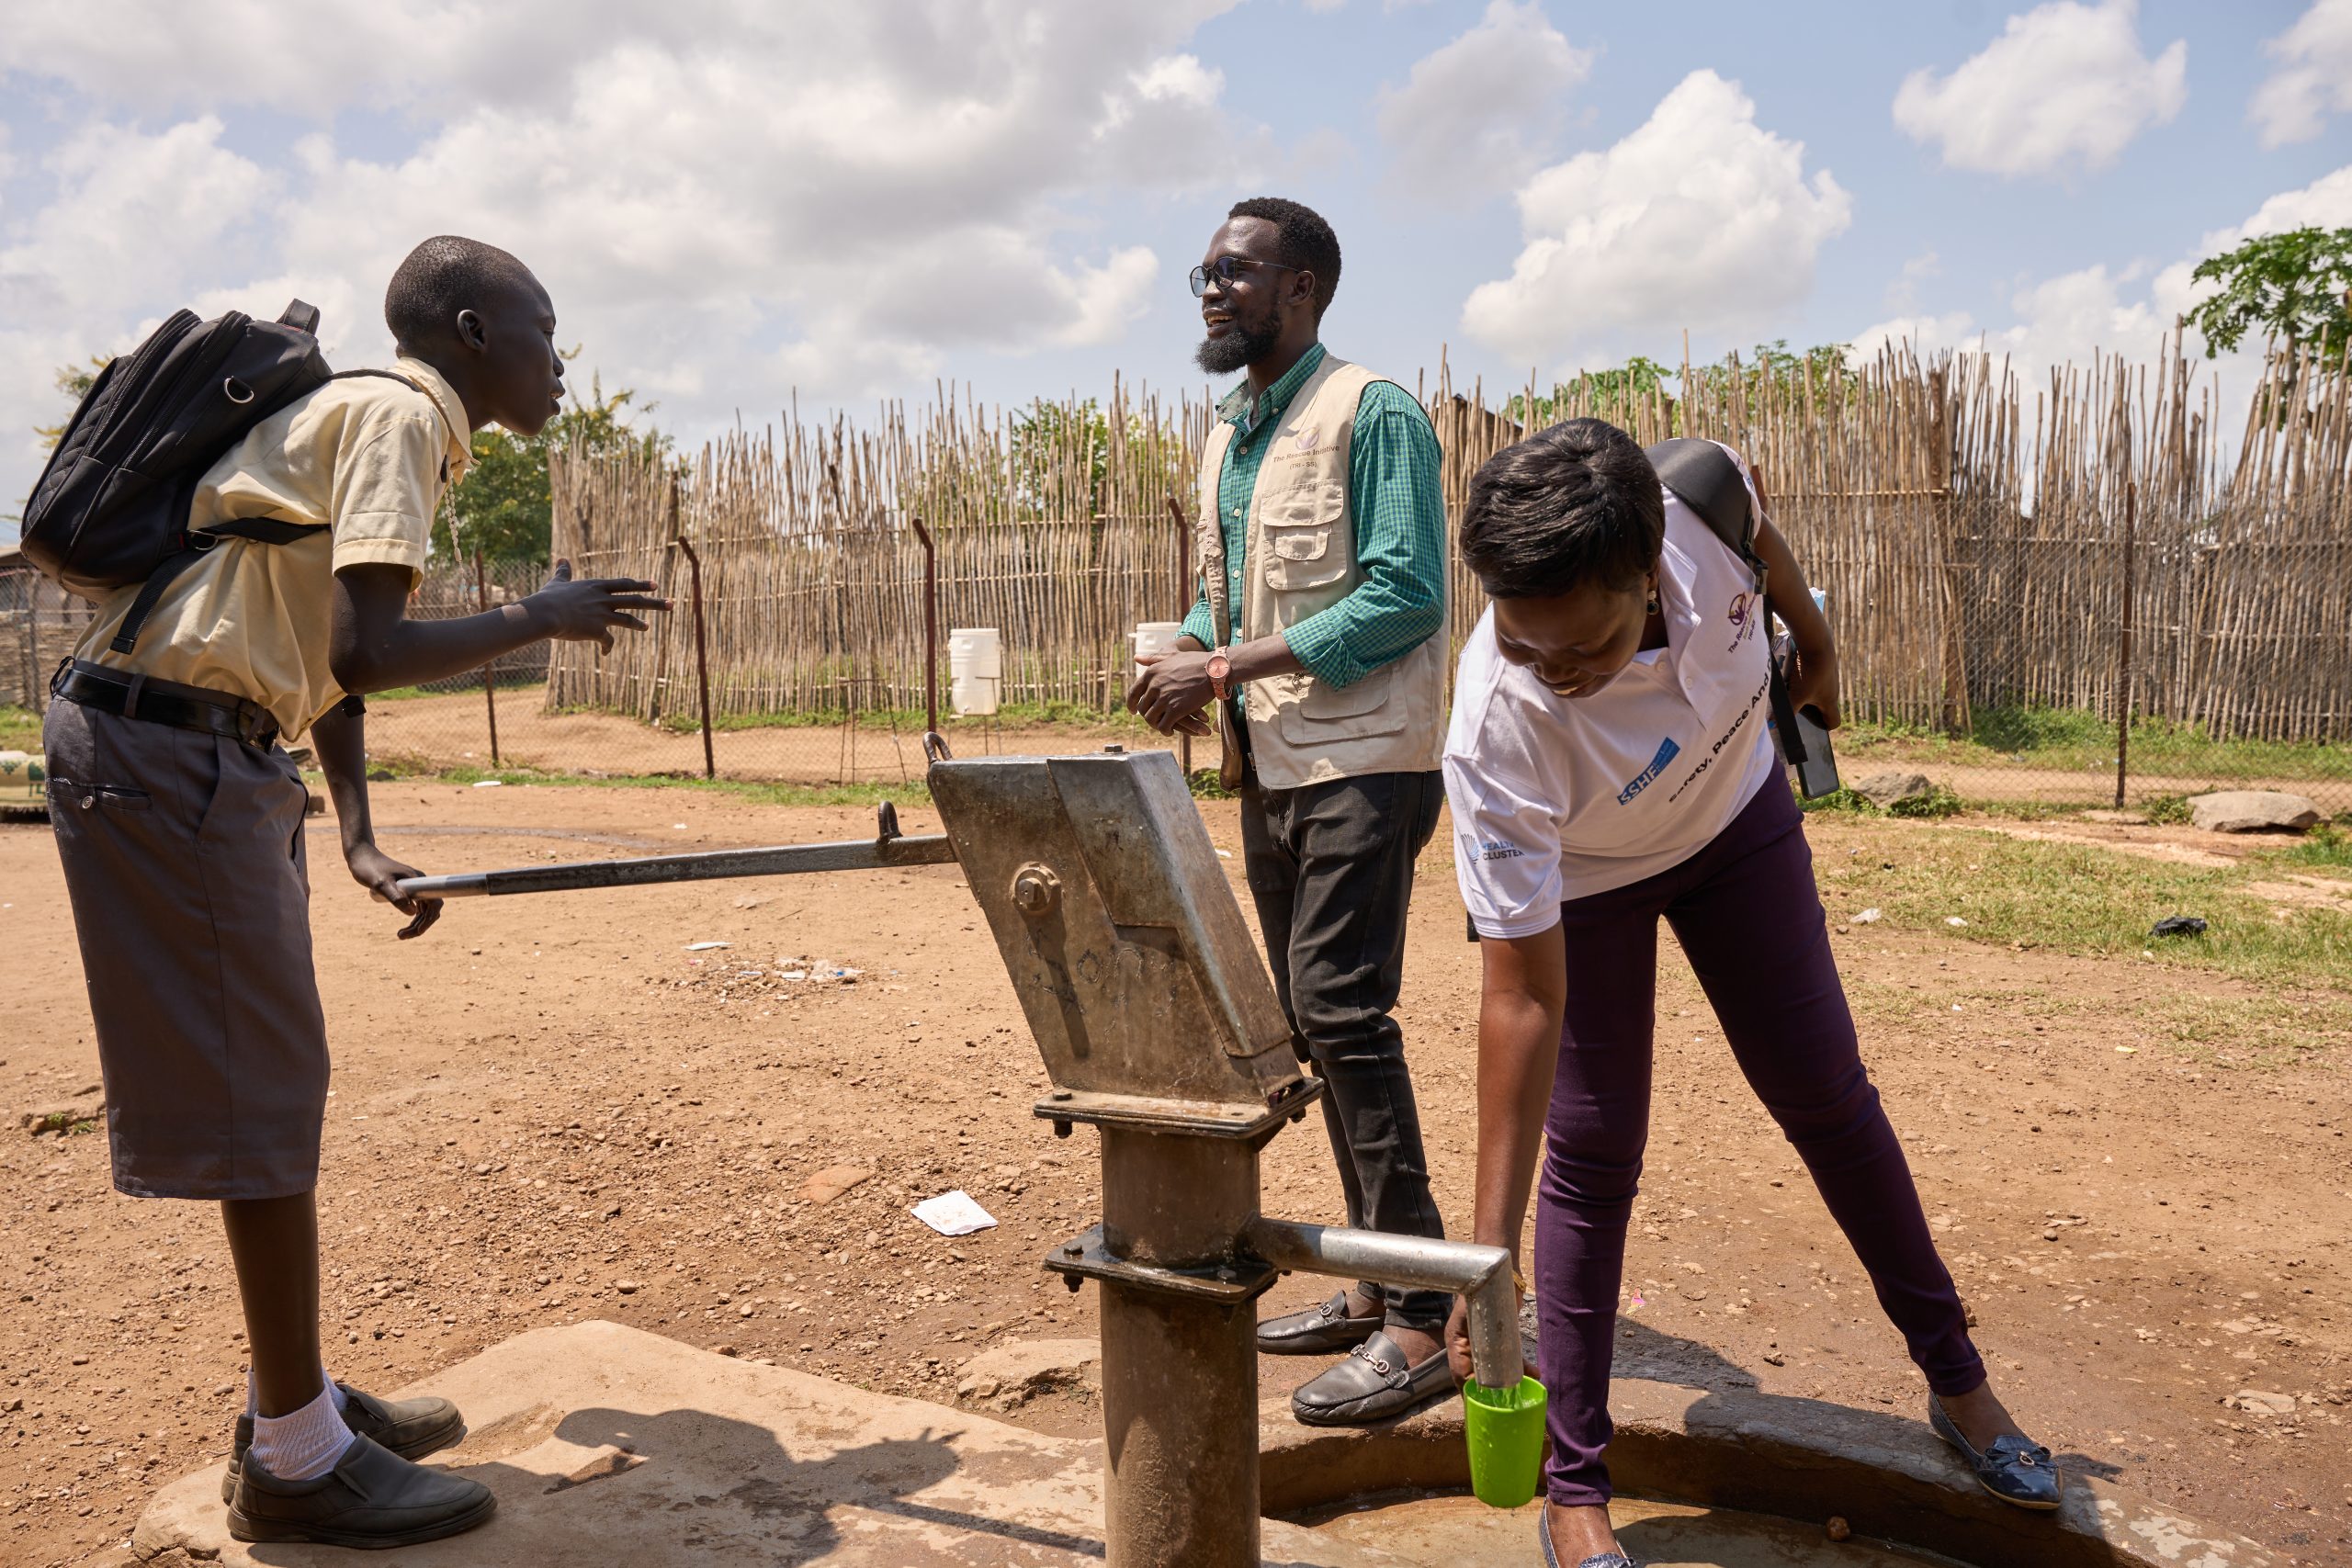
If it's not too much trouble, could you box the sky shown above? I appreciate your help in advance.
[4,0,2350,535]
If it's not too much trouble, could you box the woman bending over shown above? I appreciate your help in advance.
[1439,420,2057,1568]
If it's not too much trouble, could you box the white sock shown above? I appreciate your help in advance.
[247,1366,347,1420]
[248,1379,356,1482]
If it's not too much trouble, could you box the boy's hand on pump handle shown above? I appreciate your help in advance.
[346,842,442,941]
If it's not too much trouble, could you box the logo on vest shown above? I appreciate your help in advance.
[1475,839,1524,863]
[1616,737,1682,805]
[1294,426,1320,451]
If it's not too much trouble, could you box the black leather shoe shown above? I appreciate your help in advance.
[1929,1397,2063,1511]
[1257,1291,1382,1357]
[1290,1331,1456,1427]
[223,1384,466,1504]
[230,1431,496,1548]
[1538,1505,1640,1567]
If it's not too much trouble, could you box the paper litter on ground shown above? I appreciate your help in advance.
[684,941,732,952]
[910,1190,998,1236]
[472,779,503,787]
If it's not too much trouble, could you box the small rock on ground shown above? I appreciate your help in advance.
[2187,790,2321,834]
[955,1337,1102,1413]
[1851,771,1937,810]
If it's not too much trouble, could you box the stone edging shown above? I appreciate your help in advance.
[1257,1374,2279,1568]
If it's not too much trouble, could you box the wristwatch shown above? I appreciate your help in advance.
[1206,648,1234,702]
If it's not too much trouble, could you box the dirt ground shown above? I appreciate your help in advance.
[4,784,2348,1566]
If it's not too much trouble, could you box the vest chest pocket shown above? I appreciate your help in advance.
[1260,480,1351,592]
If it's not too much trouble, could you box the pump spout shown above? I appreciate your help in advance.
[1241,1217,1522,1390]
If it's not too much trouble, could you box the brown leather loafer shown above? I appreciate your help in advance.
[223,1384,465,1503]
[1257,1291,1383,1357]
[1290,1331,1457,1427]
[230,1432,495,1548]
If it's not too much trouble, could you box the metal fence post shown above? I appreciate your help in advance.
[910,516,938,735]
[2116,479,2136,810]
[473,547,500,767]
[1165,493,1192,779]
[673,534,717,781]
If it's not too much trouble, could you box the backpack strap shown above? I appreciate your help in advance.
[106,517,322,654]
[1645,437,1767,595]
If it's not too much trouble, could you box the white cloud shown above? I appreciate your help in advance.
[0,3,1245,512]
[1892,0,2187,179]
[1460,70,1851,362]
[1375,1,1593,201]
[1849,164,2352,445]
[2252,0,2352,147]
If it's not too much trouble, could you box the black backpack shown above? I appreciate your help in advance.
[20,299,418,654]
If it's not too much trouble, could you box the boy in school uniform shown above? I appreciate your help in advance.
[44,235,665,1549]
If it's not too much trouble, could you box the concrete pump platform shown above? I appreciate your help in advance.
[126,1322,2278,1568]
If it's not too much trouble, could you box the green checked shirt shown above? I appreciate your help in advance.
[1180,344,1447,688]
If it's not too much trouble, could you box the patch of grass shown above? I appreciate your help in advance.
[1806,815,2352,991]
[0,704,40,751]
[1837,705,2352,787]
[364,686,447,702]
[1886,783,1963,819]
[370,753,1240,805]
[373,761,927,808]
[2141,794,2193,826]
[2262,824,2352,875]
[1798,782,1961,818]
[653,698,1161,737]
[29,1111,99,1136]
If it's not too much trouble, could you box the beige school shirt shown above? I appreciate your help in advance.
[76,358,473,740]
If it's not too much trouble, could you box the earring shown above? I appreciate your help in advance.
[1645,587,1660,615]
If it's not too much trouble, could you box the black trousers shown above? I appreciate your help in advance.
[1240,766,1449,1331]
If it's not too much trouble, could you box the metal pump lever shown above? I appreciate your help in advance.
[391,802,955,901]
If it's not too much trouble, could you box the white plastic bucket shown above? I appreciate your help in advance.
[1131,620,1184,663]
[947,627,1002,716]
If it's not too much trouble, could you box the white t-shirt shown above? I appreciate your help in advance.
[1445,467,1781,936]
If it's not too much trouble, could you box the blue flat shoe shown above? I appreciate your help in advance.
[1928,1396,2062,1511]
[1537,1505,1640,1568]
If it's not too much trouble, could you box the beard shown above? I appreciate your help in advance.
[1195,312,1283,376]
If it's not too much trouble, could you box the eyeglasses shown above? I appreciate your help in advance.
[1189,256,1299,298]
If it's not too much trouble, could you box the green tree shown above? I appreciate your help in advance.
[35,355,113,450]
[1507,355,1675,427]
[2185,226,2352,357]
[434,376,669,563]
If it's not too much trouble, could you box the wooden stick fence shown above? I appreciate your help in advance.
[545,342,2352,744]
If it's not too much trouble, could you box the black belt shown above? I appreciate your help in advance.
[51,659,280,749]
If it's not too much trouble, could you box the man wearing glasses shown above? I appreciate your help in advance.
[1127,197,1453,1427]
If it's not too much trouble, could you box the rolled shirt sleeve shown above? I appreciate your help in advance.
[1279,382,1447,689]
[1444,750,1566,940]
[327,408,445,585]
[1180,587,1217,649]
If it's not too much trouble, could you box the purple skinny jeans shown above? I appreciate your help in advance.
[1533,779,1985,1506]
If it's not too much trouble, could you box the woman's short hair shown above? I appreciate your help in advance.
[1459,418,1664,598]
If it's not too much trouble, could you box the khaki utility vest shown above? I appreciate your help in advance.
[1195,353,1447,790]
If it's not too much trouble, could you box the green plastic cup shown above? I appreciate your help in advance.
[1463,1373,1548,1509]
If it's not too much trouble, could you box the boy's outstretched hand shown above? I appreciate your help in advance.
[346,841,443,940]
[527,559,669,651]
